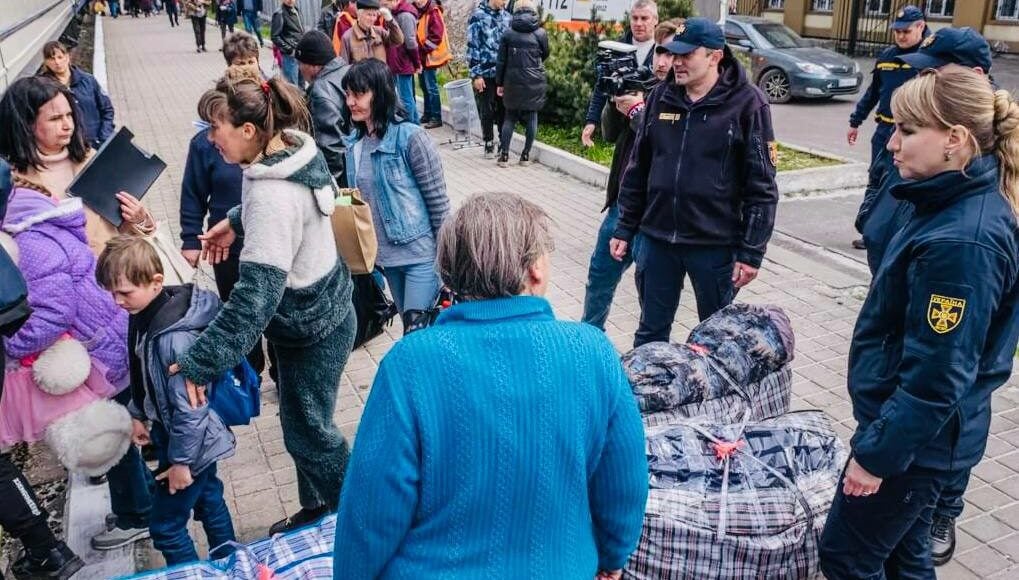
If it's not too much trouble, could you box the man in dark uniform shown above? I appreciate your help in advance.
[859,27,994,567]
[849,5,927,250]
[609,17,778,347]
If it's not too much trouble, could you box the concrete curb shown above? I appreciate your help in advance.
[429,100,866,198]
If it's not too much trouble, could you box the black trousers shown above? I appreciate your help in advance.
[820,464,947,580]
[0,454,57,554]
[213,254,273,380]
[474,78,504,144]
[190,16,207,49]
[633,236,735,347]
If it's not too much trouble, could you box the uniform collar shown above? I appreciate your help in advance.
[435,295,555,325]
[891,154,999,214]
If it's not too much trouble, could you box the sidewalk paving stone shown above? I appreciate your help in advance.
[100,17,1019,577]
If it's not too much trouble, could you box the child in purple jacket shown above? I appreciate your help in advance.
[1,187,131,460]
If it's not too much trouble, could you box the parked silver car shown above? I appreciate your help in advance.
[725,16,863,104]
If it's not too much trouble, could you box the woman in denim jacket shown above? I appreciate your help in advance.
[342,59,450,326]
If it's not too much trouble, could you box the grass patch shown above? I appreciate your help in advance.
[527,123,839,173]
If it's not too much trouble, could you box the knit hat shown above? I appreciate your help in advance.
[295,31,335,66]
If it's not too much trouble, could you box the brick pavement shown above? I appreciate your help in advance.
[100,16,1019,578]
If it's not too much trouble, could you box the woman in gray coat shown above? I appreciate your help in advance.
[495,0,548,168]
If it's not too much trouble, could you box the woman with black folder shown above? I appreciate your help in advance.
[0,76,155,256]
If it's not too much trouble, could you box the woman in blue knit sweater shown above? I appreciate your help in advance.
[333,192,649,579]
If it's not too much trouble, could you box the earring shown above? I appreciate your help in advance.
[944,149,953,161]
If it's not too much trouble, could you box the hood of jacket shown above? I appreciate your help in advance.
[510,9,539,33]
[394,0,418,17]
[245,129,334,215]
[2,188,87,242]
[659,47,750,110]
[149,284,221,339]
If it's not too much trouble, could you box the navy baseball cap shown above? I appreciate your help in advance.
[890,5,924,31]
[897,27,993,72]
[661,17,725,55]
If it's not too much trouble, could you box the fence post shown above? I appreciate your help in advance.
[846,0,863,56]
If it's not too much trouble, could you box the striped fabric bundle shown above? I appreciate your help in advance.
[123,515,337,579]
[625,412,847,580]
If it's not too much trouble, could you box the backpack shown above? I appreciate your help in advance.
[209,359,261,426]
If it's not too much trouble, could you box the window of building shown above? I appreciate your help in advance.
[928,0,955,18]
[811,0,834,12]
[998,0,1019,21]
[766,0,785,9]
[865,0,893,15]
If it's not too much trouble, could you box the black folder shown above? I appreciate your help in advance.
[66,127,166,227]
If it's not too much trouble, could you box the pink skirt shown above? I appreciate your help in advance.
[0,360,119,447]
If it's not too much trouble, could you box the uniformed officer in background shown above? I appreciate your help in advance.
[848,4,928,250]
[609,17,778,347]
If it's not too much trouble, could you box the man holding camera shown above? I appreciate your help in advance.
[580,0,658,148]
[610,17,778,347]
[581,19,680,331]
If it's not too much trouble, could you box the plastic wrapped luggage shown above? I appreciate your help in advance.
[625,411,848,580]
[623,304,795,424]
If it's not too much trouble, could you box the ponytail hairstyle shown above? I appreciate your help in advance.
[891,64,1019,217]
[197,71,310,153]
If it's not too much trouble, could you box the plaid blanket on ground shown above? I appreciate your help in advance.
[122,515,337,579]
[626,411,847,580]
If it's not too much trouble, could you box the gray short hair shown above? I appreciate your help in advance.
[437,192,554,300]
[632,0,658,17]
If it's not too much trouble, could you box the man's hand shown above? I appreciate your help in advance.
[613,92,644,116]
[581,123,597,148]
[156,464,194,495]
[181,249,201,268]
[842,457,882,497]
[847,126,859,146]
[732,262,759,288]
[198,218,236,265]
[609,238,629,262]
[131,419,151,446]
[472,77,485,93]
[167,363,208,409]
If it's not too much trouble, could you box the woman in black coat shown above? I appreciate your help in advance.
[495,0,548,167]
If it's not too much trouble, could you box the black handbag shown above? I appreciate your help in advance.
[402,287,458,335]
[351,271,398,349]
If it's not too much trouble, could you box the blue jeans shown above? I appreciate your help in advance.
[934,467,971,519]
[241,10,263,44]
[582,205,635,331]
[382,262,440,314]
[394,74,419,124]
[418,68,441,122]
[110,1,120,17]
[820,465,945,580]
[281,54,300,86]
[107,388,153,530]
[633,237,735,346]
[149,423,235,566]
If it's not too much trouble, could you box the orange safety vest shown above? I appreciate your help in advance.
[332,11,357,56]
[416,6,451,69]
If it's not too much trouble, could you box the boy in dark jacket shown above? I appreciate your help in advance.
[97,236,237,566]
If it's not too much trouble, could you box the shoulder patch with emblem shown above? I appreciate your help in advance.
[921,34,936,49]
[928,294,965,334]
[768,141,779,167]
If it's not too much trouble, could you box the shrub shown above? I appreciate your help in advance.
[542,16,614,127]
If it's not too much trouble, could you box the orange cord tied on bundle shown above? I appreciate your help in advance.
[712,439,745,462]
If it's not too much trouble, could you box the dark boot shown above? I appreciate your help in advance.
[268,505,330,536]
[11,542,83,580]
[931,515,956,566]
[519,152,531,167]
[497,151,509,168]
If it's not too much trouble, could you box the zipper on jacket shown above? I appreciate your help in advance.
[671,112,692,244]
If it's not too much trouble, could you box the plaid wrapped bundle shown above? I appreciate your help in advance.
[122,515,337,579]
[623,304,795,423]
[626,411,847,580]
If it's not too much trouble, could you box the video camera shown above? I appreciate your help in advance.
[595,40,657,97]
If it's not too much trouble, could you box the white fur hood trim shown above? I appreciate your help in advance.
[0,232,17,263]
[244,129,321,182]
[2,197,84,235]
